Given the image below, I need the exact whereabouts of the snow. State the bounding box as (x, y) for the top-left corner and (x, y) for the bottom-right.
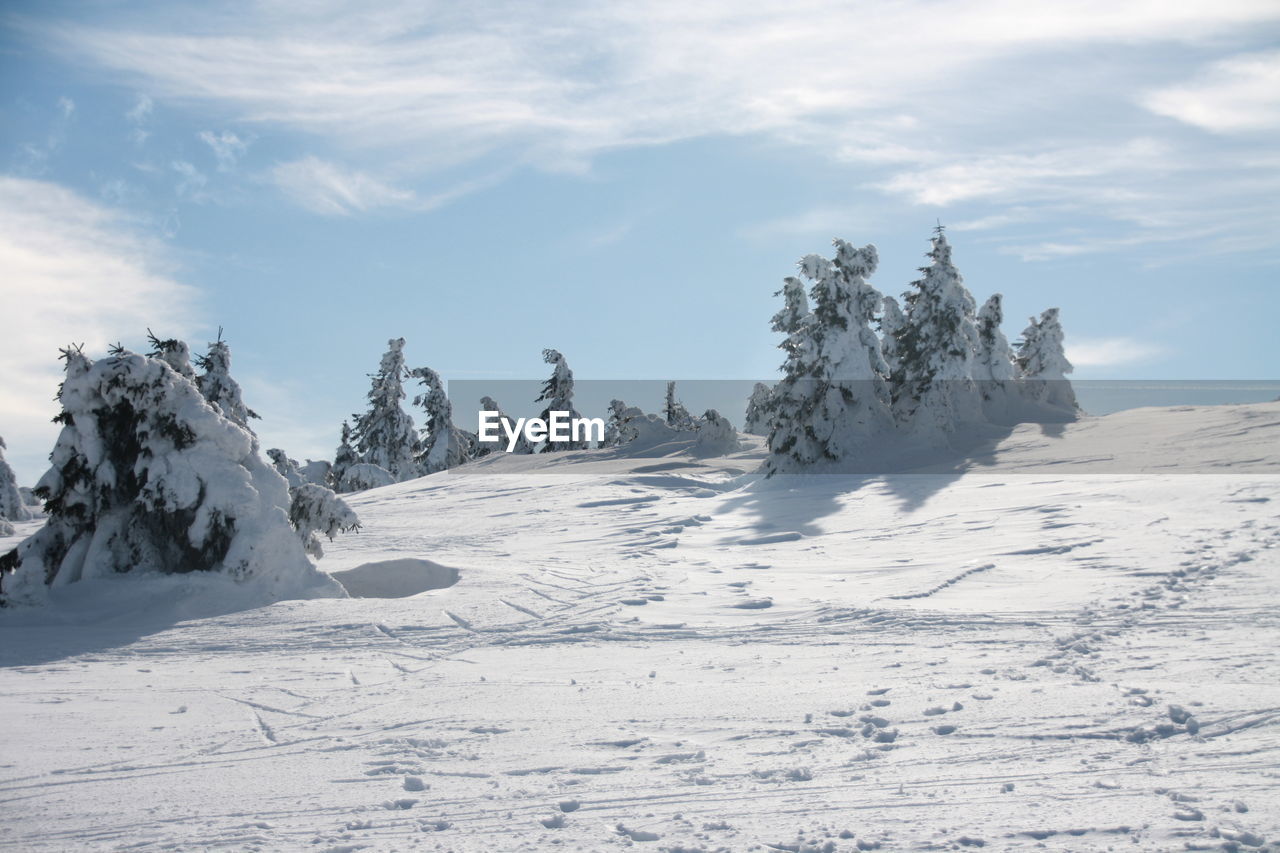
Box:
(1, 401), (1278, 851)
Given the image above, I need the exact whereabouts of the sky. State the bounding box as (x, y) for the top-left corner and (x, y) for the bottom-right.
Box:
(1, 0), (1278, 482)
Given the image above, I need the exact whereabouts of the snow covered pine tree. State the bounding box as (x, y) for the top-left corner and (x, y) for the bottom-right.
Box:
(535, 349), (585, 452)
(349, 338), (420, 482)
(889, 226), (984, 440)
(411, 366), (476, 474)
(664, 382), (694, 430)
(0, 346), (341, 605)
(195, 330), (260, 433)
(765, 240), (893, 474)
(474, 397), (533, 457)
(603, 399), (644, 448)
(1015, 307), (1078, 416)
(743, 383), (773, 436)
(973, 294), (1019, 424)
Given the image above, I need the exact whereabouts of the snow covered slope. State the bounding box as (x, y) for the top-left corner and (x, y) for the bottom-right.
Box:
(1, 404), (1278, 851)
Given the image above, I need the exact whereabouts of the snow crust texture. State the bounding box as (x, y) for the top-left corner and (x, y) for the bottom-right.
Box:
(1, 402), (1277, 850)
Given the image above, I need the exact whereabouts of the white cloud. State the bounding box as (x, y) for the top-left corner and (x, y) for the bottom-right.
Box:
(1068, 337), (1167, 369)
(126, 94), (153, 145)
(0, 176), (201, 481)
(26, 0), (1280, 251)
(198, 129), (249, 171)
(171, 159), (208, 200)
(270, 156), (498, 215)
(270, 157), (416, 215)
(1143, 50), (1280, 133)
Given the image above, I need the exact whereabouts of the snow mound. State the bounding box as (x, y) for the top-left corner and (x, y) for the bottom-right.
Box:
(330, 558), (460, 598)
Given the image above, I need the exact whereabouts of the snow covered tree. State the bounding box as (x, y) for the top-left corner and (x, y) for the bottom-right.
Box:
(411, 366), (475, 474)
(267, 448), (306, 489)
(694, 409), (741, 456)
(603, 399), (643, 448)
(329, 421), (359, 492)
(287, 483), (360, 559)
(765, 240), (893, 474)
(973, 294), (1019, 423)
(0, 435), (35, 525)
(474, 396), (532, 456)
(535, 349), (585, 452)
(299, 459), (331, 486)
(0, 346), (338, 605)
(664, 382), (694, 430)
(349, 338), (419, 481)
(1015, 307), (1077, 413)
(336, 462), (395, 493)
(147, 331), (196, 381)
(879, 295), (906, 380)
(889, 227), (983, 438)
(742, 383), (773, 436)
(195, 331), (259, 433)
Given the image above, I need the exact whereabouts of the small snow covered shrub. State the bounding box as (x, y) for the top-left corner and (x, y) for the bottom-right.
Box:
(694, 409), (741, 456)
(603, 399), (644, 448)
(289, 483), (360, 559)
(0, 346), (340, 605)
(337, 462), (396, 493)
(474, 396), (532, 456)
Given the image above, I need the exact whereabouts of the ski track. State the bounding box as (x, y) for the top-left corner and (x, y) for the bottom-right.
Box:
(2, 411), (1280, 851)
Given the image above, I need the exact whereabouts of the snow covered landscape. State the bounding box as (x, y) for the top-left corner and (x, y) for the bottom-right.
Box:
(4, 2), (1279, 850)
(2, 398), (1278, 851)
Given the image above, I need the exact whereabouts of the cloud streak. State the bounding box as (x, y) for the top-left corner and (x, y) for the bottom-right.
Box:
(21, 0), (1280, 251)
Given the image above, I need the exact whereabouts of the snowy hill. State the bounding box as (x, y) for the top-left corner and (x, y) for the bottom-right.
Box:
(2, 403), (1278, 851)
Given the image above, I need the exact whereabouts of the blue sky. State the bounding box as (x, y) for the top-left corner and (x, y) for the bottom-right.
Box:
(2, 0), (1278, 481)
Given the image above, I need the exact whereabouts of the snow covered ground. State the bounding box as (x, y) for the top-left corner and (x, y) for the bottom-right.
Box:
(2, 403), (1278, 851)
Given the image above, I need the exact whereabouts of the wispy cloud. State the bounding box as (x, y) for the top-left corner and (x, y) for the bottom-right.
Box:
(198, 129), (249, 171)
(0, 176), (201, 480)
(126, 94), (152, 144)
(270, 156), (499, 215)
(270, 156), (416, 215)
(1068, 337), (1168, 369)
(24, 0), (1280, 250)
(1143, 50), (1280, 133)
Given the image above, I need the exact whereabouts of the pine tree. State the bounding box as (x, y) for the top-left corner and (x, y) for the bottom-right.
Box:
(763, 275), (820, 468)
(664, 381), (693, 430)
(0, 435), (34, 526)
(195, 330), (259, 433)
(535, 349), (585, 452)
(879, 295), (906, 380)
(603, 399), (643, 448)
(474, 396), (532, 456)
(890, 227), (983, 438)
(329, 421), (359, 492)
(267, 448), (306, 489)
(694, 409), (741, 456)
(349, 338), (420, 481)
(287, 483), (360, 559)
(0, 346), (337, 604)
(147, 331), (196, 381)
(765, 240), (893, 473)
(1015, 307), (1077, 413)
(411, 366), (475, 474)
(973, 294), (1018, 423)
(742, 383), (773, 436)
